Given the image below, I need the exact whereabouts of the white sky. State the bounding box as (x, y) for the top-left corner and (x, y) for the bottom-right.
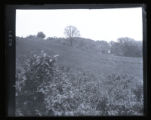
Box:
(16, 8), (143, 42)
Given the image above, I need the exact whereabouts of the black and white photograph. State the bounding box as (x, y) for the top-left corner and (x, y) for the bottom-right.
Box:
(15, 8), (144, 116)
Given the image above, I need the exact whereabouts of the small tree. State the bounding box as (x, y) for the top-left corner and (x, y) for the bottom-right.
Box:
(37, 32), (46, 39)
(64, 26), (80, 46)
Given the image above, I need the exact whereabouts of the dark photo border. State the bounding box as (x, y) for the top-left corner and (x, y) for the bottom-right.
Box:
(1, 1), (150, 120)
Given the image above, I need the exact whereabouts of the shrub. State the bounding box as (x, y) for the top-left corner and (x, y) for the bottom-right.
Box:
(16, 51), (75, 116)
(104, 73), (144, 115)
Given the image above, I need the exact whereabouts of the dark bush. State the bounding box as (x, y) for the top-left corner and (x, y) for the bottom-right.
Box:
(37, 32), (46, 39)
(16, 51), (75, 116)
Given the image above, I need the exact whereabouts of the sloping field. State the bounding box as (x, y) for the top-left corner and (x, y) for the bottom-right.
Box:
(16, 38), (143, 82)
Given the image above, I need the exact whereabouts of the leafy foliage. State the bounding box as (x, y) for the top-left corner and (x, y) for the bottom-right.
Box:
(104, 73), (144, 115)
(110, 37), (142, 57)
(37, 32), (46, 39)
(16, 51), (75, 116)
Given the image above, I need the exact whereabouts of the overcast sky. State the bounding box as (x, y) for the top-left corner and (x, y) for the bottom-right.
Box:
(16, 8), (143, 42)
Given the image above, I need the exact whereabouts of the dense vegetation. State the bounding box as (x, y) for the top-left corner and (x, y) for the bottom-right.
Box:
(110, 37), (142, 57)
(16, 34), (143, 116)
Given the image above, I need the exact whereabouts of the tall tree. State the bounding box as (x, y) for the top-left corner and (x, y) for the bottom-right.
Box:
(64, 26), (80, 46)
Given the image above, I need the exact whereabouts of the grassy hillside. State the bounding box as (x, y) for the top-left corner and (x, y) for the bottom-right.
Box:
(16, 37), (143, 81)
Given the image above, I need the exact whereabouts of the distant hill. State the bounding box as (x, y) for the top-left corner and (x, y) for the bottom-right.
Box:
(16, 36), (143, 81)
